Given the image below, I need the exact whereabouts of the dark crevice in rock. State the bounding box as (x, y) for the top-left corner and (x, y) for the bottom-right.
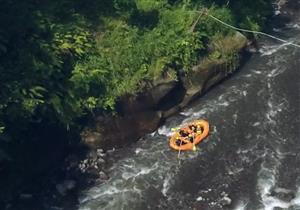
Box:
(155, 81), (186, 111)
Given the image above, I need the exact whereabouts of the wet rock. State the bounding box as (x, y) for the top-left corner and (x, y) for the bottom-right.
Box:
(81, 131), (103, 149)
(149, 79), (178, 106)
(56, 180), (76, 196)
(220, 196), (232, 206)
(271, 188), (295, 202)
(99, 171), (109, 180)
(96, 149), (106, 158)
(76, 148), (107, 177)
(209, 201), (217, 207)
(97, 158), (105, 164)
(87, 168), (101, 178)
(97, 148), (104, 153)
(196, 196), (203, 201)
(117, 72), (177, 114)
(107, 148), (115, 154)
(81, 110), (162, 149)
(97, 151), (106, 158)
(81, 163), (86, 169)
(87, 150), (98, 160)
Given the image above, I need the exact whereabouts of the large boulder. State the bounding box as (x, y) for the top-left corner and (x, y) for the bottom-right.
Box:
(81, 110), (162, 149)
(149, 71), (178, 106)
(117, 71), (178, 115)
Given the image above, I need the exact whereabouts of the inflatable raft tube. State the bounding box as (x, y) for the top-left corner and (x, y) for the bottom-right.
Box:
(169, 119), (209, 151)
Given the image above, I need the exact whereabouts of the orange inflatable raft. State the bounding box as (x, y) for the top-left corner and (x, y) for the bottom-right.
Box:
(169, 119), (209, 151)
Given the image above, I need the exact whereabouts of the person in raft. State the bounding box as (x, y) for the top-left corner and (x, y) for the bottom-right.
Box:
(175, 124), (203, 146)
(187, 124), (203, 143)
(175, 136), (183, 146)
(188, 133), (194, 143)
(179, 130), (189, 137)
(196, 125), (202, 134)
(175, 129), (189, 146)
(176, 128), (196, 146)
(189, 125), (197, 133)
(188, 125), (198, 143)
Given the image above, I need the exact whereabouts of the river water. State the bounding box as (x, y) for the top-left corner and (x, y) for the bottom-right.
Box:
(77, 3), (300, 210)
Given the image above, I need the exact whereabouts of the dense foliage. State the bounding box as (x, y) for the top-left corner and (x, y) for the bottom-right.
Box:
(0, 0), (273, 139)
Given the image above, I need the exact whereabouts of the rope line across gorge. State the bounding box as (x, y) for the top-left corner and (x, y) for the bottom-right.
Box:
(199, 10), (300, 49)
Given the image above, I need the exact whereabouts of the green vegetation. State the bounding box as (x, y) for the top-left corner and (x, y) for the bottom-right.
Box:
(0, 0), (273, 139)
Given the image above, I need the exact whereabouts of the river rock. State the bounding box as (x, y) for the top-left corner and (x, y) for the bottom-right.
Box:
(107, 148), (115, 154)
(220, 196), (232, 206)
(99, 171), (109, 180)
(271, 188), (295, 202)
(96, 148), (104, 155)
(148, 77), (178, 106)
(81, 110), (162, 149)
(97, 158), (105, 165)
(196, 196), (203, 201)
(97, 151), (106, 158)
(97, 148), (103, 153)
(117, 71), (177, 114)
(88, 150), (99, 159)
(81, 163), (86, 169)
(81, 131), (103, 149)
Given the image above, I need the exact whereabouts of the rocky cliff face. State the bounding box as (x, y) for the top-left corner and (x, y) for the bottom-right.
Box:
(81, 32), (249, 150)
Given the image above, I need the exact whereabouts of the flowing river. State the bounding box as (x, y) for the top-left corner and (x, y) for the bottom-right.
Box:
(78, 2), (300, 210)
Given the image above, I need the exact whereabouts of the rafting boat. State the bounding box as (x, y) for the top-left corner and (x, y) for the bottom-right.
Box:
(169, 119), (209, 151)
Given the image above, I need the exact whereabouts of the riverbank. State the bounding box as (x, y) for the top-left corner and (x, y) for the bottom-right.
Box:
(0, 1), (281, 209)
